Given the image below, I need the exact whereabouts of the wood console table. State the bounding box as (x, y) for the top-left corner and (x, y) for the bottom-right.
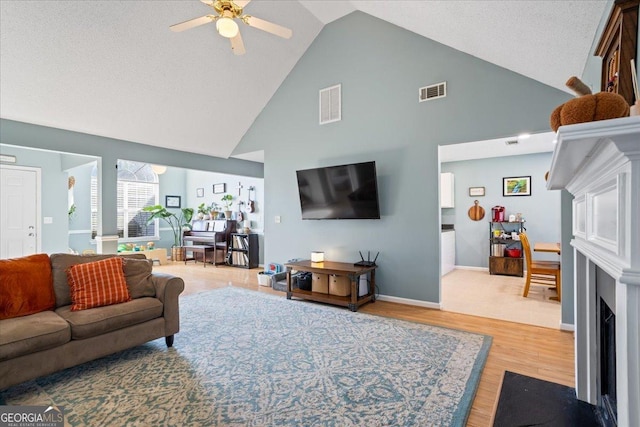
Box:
(285, 260), (377, 312)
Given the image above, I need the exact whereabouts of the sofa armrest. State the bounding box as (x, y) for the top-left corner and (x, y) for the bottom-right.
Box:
(151, 273), (185, 337)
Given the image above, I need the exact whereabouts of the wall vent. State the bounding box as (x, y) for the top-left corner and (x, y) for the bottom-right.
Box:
(419, 81), (446, 102)
(319, 84), (341, 125)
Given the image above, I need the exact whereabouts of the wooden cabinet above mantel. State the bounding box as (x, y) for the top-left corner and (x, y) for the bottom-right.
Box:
(595, 0), (639, 106)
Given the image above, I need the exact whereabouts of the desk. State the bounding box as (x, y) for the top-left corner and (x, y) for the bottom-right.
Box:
(285, 260), (377, 312)
(534, 242), (561, 254)
(119, 248), (167, 265)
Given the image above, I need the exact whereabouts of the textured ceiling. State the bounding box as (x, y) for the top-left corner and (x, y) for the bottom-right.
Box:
(0, 1), (610, 161)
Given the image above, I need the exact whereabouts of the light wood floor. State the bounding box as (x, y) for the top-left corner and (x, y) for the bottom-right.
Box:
(154, 262), (575, 427)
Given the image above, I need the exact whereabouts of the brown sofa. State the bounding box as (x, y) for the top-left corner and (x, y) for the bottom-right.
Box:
(0, 253), (184, 390)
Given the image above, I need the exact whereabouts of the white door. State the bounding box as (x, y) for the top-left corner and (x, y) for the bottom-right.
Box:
(0, 165), (40, 258)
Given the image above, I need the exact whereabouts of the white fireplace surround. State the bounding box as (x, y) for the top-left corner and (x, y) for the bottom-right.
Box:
(548, 116), (640, 427)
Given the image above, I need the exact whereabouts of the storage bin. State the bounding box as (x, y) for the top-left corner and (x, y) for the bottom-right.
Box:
(329, 275), (351, 296)
(257, 272), (271, 286)
(504, 248), (521, 258)
(312, 273), (328, 293)
(258, 271), (288, 288)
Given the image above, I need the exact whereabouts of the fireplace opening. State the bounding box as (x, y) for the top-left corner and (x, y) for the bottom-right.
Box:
(599, 297), (617, 426)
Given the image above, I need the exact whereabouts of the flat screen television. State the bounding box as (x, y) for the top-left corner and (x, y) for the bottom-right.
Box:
(296, 161), (381, 220)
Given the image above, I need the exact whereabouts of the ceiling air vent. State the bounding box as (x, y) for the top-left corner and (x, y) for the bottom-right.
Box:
(419, 81), (446, 102)
(319, 84), (341, 125)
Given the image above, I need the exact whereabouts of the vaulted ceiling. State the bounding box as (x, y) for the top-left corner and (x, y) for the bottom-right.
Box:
(0, 1), (610, 161)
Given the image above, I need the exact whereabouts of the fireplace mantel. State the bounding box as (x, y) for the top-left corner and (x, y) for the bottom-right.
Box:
(547, 116), (640, 426)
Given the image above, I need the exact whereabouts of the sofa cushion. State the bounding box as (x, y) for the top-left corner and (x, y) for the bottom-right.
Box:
(67, 257), (131, 311)
(0, 311), (71, 361)
(55, 297), (163, 340)
(0, 254), (55, 320)
(50, 253), (146, 307)
(123, 258), (155, 299)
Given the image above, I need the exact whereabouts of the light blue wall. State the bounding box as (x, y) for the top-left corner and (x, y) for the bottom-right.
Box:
(185, 170), (265, 264)
(442, 152), (561, 268)
(560, 190), (575, 325)
(60, 161), (264, 256)
(234, 12), (572, 303)
(0, 119), (264, 248)
(0, 145), (69, 253)
(67, 161), (96, 253)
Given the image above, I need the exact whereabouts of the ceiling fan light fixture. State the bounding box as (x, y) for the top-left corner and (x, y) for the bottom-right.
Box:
(216, 17), (239, 38)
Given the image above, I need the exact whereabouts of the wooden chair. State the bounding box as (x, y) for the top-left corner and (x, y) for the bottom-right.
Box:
(520, 232), (561, 301)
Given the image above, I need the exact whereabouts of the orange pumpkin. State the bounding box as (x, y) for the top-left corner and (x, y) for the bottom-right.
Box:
(550, 76), (629, 132)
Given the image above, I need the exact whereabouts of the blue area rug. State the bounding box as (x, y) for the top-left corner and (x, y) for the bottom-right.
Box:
(1, 287), (491, 426)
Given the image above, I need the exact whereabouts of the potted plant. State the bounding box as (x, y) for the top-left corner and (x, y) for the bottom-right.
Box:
(221, 194), (234, 219)
(209, 202), (220, 219)
(142, 205), (194, 261)
(196, 203), (209, 220)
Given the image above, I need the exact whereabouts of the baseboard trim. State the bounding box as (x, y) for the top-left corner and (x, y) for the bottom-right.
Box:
(376, 294), (441, 310)
(560, 322), (575, 332)
(454, 265), (489, 272)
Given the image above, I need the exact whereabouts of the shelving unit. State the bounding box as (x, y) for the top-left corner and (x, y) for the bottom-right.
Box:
(228, 233), (258, 269)
(489, 221), (525, 277)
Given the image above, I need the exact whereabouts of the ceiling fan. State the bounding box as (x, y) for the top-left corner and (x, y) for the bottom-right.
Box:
(170, 0), (293, 55)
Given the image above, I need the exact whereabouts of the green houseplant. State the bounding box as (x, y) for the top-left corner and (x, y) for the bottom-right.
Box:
(142, 205), (193, 261)
(196, 203), (208, 219)
(221, 194), (234, 218)
(209, 202), (220, 219)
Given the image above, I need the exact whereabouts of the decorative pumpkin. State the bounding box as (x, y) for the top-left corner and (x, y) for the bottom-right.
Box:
(550, 76), (629, 132)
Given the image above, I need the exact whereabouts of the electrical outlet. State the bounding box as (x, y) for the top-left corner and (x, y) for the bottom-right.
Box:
(275, 216), (281, 224)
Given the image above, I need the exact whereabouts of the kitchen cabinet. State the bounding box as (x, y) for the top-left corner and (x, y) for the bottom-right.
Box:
(440, 172), (455, 208)
(441, 230), (455, 276)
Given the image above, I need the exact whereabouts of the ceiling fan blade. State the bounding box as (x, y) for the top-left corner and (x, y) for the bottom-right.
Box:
(244, 15), (292, 39)
(169, 15), (214, 32)
(230, 32), (246, 56)
(234, 0), (252, 7)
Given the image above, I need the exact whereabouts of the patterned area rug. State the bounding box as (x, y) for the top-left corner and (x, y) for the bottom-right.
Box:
(1, 287), (491, 426)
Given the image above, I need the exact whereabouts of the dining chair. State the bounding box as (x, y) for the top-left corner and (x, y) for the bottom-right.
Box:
(520, 232), (561, 301)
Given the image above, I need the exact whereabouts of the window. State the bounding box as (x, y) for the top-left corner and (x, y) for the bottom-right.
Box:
(91, 161), (159, 241)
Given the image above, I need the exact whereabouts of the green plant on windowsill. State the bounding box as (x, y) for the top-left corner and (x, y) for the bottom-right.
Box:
(142, 205), (194, 247)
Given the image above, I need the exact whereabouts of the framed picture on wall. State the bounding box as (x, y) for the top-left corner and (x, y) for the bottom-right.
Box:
(165, 195), (181, 208)
(213, 183), (226, 194)
(469, 187), (485, 197)
(196, 188), (204, 198)
(503, 176), (531, 196)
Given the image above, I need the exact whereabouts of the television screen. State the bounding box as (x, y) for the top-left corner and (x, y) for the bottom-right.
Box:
(296, 161), (381, 219)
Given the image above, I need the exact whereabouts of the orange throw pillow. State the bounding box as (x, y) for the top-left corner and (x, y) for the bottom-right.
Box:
(67, 257), (131, 311)
(0, 253), (55, 320)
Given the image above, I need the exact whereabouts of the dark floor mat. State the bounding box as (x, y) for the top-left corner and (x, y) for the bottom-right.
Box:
(493, 371), (601, 426)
